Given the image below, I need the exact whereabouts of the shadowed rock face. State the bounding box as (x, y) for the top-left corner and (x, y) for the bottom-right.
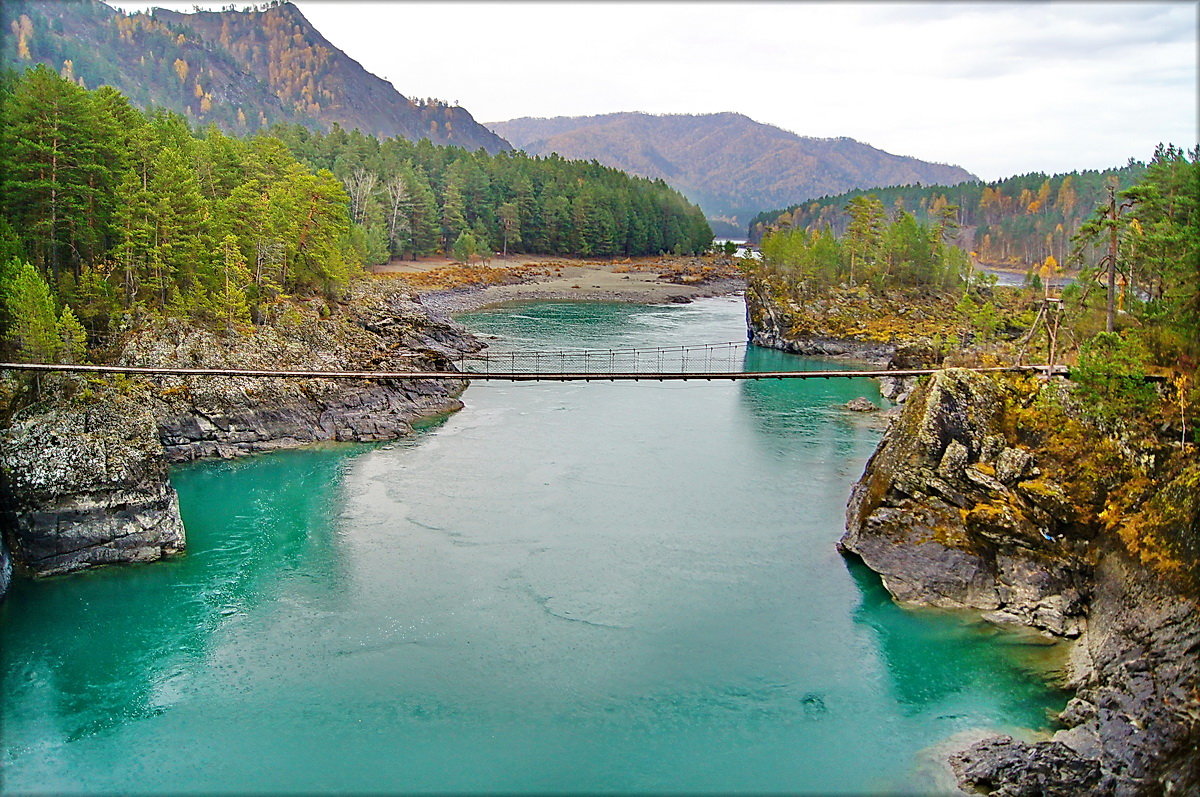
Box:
(840, 369), (1200, 794)
(0, 395), (185, 578)
(123, 290), (479, 463)
(0, 286), (481, 587)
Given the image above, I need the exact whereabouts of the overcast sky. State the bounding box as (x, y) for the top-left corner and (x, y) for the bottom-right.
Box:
(113, 1), (1198, 182)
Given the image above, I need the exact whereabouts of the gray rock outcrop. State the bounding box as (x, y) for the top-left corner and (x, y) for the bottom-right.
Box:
(840, 369), (1090, 635)
(123, 288), (477, 462)
(0, 393), (185, 577)
(0, 283), (481, 589)
(845, 397), (878, 412)
(839, 369), (1200, 793)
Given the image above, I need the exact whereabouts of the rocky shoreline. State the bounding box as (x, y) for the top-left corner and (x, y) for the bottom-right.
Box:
(0, 283), (480, 588)
(743, 274), (1198, 792)
(838, 369), (1199, 794)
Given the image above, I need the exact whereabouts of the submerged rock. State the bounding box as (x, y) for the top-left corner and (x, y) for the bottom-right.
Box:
(845, 397), (878, 412)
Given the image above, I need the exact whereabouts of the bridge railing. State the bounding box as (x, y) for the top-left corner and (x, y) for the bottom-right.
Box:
(457, 341), (750, 375)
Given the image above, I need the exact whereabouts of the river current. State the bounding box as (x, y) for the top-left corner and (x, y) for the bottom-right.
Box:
(0, 296), (1067, 793)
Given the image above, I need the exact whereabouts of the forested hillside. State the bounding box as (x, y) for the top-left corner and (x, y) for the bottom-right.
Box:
(0, 64), (362, 355)
(1, 0), (509, 152)
(0, 67), (711, 365)
(749, 164), (1146, 270)
(749, 143), (1198, 370)
(488, 112), (977, 236)
(270, 125), (712, 263)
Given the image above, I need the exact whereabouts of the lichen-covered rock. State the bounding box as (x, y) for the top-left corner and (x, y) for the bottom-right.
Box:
(121, 286), (481, 462)
(841, 368), (1200, 793)
(0, 394), (185, 577)
(840, 369), (1090, 636)
(888, 340), (942, 370)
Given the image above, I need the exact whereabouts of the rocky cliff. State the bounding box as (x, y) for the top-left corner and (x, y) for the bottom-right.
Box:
(0, 283), (480, 592)
(745, 276), (945, 401)
(0, 390), (185, 579)
(840, 369), (1200, 793)
(122, 284), (477, 462)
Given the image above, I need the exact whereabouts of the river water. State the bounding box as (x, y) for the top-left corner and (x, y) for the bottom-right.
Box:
(0, 296), (1067, 793)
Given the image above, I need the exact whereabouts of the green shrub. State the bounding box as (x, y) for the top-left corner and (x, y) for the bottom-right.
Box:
(1071, 331), (1156, 427)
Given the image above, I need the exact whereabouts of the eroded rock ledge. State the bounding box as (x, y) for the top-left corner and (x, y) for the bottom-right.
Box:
(0, 284), (481, 586)
(745, 278), (943, 403)
(839, 369), (1199, 794)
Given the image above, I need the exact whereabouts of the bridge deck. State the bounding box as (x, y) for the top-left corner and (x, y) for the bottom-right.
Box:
(0, 362), (1067, 381)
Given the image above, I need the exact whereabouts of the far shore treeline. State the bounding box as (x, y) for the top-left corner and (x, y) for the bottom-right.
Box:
(747, 141), (1198, 393)
(748, 164), (1147, 269)
(265, 122), (712, 264)
(0, 65), (712, 362)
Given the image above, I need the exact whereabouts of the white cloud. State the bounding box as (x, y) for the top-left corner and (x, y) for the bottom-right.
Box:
(105, 1), (1200, 180)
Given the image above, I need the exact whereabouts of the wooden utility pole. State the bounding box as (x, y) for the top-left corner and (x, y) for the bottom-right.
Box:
(1045, 297), (1063, 380)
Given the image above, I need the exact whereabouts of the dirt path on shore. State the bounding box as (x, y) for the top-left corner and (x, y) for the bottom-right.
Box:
(372, 253), (746, 315)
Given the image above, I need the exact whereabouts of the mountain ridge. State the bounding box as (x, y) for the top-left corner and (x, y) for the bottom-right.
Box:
(2, 0), (509, 153)
(488, 112), (977, 236)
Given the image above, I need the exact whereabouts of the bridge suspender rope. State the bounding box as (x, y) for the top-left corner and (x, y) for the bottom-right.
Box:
(0, 361), (1070, 382)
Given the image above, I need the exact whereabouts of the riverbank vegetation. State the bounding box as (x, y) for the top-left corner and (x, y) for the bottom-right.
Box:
(0, 65), (711, 365)
(749, 162), (1145, 271)
(747, 144), (1198, 438)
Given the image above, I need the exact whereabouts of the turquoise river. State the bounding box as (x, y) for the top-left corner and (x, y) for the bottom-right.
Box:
(0, 297), (1068, 793)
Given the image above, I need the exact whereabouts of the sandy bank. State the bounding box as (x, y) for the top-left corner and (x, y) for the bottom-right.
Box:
(372, 254), (745, 316)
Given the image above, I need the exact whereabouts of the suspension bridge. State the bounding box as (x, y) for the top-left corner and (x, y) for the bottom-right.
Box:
(0, 340), (1070, 381)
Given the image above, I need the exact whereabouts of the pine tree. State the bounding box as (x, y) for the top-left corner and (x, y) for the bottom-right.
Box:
(440, 164), (469, 249)
(0, 65), (120, 279)
(5, 260), (61, 362)
(56, 304), (87, 363)
(214, 234), (250, 329)
(451, 230), (479, 264)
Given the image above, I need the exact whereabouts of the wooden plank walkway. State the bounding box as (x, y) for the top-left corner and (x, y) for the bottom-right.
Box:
(0, 362), (1069, 382)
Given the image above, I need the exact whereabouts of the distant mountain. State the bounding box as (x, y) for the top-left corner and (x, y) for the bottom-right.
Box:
(488, 112), (977, 236)
(2, 0), (510, 153)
